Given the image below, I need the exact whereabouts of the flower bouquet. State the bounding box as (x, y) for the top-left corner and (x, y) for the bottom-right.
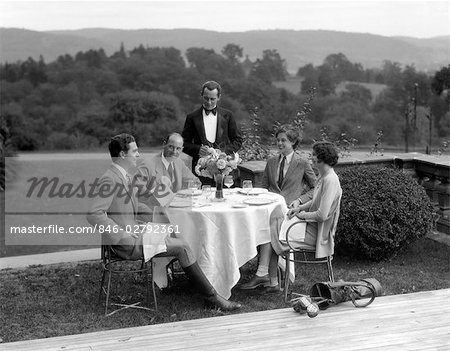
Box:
(195, 147), (241, 199)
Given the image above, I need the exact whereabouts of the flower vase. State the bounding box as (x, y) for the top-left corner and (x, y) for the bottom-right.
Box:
(214, 173), (224, 200)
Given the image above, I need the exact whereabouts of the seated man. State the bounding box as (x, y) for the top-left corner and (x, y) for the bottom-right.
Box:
(87, 133), (241, 311)
(240, 125), (316, 293)
(261, 125), (316, 206)
(136, 132), (198, 218)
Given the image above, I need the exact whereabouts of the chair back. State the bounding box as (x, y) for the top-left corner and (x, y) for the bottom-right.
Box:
(282, 193), (342, 302)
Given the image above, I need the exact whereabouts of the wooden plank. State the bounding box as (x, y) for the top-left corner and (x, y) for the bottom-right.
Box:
(3, 307), (447, 351)
(1, 289), (449, 351)
(8, 289), (448, 349)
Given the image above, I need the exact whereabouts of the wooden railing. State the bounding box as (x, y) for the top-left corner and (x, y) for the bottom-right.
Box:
(238, 154), (450, 235)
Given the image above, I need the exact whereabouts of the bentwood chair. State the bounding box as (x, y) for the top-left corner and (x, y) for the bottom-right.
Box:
(98, 245), (158, 316)
(281, 221), (336, 303)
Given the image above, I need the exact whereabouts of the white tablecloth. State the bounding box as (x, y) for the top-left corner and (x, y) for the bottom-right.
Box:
(153, 190), (288, 299)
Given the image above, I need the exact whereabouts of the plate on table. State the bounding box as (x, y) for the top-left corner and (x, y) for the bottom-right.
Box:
(224, 188), (239, 193)
(243, 198), (274, 206)
(238, 188), (268, 195)
(177, 189), (202, 196)
(169, 200), (192, 208)
(232, 203), (249, 208)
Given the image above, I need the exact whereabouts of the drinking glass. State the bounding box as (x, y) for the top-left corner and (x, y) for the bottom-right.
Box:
(224, 175), (233, 192)
(187, 180), (197, 195)
(242, 180), (253, 198)
(202, 185), (211, 200)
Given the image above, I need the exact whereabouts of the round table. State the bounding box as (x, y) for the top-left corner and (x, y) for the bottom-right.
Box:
(154, 189), (288, 299)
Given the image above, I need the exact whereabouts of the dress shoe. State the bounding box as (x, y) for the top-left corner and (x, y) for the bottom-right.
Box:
(240, 274), (270, 290)
(205, 294), (242, 311)
(264, 284), (281, 294)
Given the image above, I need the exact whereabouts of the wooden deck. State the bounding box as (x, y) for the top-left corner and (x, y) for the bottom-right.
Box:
(2, 289), (449, 351)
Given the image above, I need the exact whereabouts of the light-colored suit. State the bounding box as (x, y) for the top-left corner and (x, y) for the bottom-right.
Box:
(136, 154), (197, 216)
(86, 165), (152, 260)
(262, 152), (316, 205)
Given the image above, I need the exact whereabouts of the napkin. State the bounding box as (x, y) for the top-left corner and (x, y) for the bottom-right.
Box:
(142, 224), (168, 262)
(142, 225), (172, 288)
(152, 257), (174, 289)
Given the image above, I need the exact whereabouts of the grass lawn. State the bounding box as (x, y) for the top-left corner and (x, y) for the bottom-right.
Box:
(0, 236), (448, 343)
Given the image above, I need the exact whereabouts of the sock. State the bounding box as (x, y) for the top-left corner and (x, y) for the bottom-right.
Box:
(269, 277), (279, 287)
(255, 265), (268, 277)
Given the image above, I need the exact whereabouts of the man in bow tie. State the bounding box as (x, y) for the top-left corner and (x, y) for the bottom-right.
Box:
(182, 80), (243, 185)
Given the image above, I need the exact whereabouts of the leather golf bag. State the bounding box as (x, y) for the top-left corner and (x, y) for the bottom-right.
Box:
(309, 278), (383, 310)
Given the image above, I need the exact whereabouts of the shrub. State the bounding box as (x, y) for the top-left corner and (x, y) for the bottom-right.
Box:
(335, 166), (434, 261)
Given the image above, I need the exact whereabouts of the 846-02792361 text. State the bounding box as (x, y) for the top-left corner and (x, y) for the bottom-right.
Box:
(97, 224), (181, 235)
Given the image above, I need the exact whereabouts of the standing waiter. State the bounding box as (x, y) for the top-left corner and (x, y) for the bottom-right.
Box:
(182, 81), (243, 185)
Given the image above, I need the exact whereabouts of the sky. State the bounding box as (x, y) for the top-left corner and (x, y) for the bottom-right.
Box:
(0, 0), (449, 38)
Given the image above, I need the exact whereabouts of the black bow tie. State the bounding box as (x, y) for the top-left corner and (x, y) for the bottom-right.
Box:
(204, 107), (217, 116)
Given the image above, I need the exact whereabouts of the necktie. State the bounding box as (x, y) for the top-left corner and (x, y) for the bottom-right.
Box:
(168, 163), (177, 192)
(126, 174), (133, 194)
(277, 156), (286, 189)
(204, 107), (217, 116)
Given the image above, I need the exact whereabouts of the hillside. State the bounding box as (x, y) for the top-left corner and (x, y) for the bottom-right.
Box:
(1, 28), (449, 72)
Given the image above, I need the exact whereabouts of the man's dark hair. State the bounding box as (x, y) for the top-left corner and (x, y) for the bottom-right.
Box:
(108, 133), (135, 158)
(312, 141), (339, 167)
(201, 81), (222, 97)
(275, 124), (300, 149)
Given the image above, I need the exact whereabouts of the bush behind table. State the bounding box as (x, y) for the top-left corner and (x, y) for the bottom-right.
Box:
(335, 166), (434, 261)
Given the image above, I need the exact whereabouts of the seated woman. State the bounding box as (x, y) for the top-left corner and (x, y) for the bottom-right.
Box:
(241, 141), (342, 293)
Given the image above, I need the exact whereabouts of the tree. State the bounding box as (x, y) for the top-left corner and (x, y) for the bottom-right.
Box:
(75, 49), (107, 68)
(317, 65), (336, 95)
(323, 53), (349, 82)
(249, 49), (288, 83)
(221, 44), (245, 79)
(1, 103), (41, 150)
(222, 43), (243, 64)
(381, 60), (403, 88)
(54, 54), (75, 70)
(186, 47), (227, 76)
(297, 63), (319, 94)
(20, 56), (47, 86)
(430, 65), (450, 139)
(0, 80), (34, 104)
(111, 42), (127, 60)
(0, 62), (21, 82)
(373, 109), (404, 145)
(67, 101), (112, 146)
(431, 65), (450, 96)
(322, 53), (365, 82)
(322, 99), (374, 142)
(340, 83), (373, 106)
(108, 90), (183, 146)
